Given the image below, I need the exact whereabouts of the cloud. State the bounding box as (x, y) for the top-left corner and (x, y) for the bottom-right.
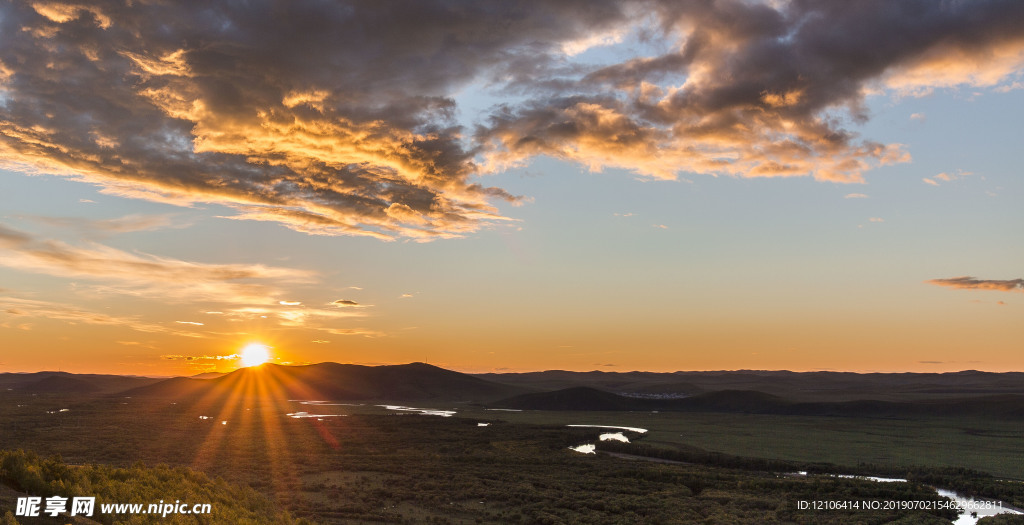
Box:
(28, 213), (183, 236)
(844, 193), (868, 199)
(162, 353), (238, 361)
(909, 113), (926, 122)
(0, 222), (313, 304)
(925, 169), (975, 186)
(210, 304), (368, 336)
(331, 299), (361, 307)
(478, 1), (1024, 184)
(926, 276), (1024, 293)
(225, 305), (361, 323)
(0, 1), (1020, 241)
(0, 1), (571, 240)
(175, 321), (204, 326)
(0, 224), (32, 246)
(868, 217), (884, 223)
(0, 296), (202, 337)
(320, 327), (383, 337)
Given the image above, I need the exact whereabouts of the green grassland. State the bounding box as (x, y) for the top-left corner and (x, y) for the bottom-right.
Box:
(455, 407), (1024, 480)
(1, 392), (1019, 523)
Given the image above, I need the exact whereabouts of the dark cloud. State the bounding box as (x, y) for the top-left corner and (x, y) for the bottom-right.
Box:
(332, 299), (361, 307)
(927, 276), (1024, 293)
(480, 0), (1024, 183)
(2, 1), (1023, 240)
(2, 1), (610, 239)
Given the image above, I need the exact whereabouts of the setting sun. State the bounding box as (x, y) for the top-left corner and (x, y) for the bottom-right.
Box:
(239, 343), (271, 367)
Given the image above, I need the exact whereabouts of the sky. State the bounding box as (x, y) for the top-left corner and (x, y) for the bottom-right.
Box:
(0, 0), (1022, 375)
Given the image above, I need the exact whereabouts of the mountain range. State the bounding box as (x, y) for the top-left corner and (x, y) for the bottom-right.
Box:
(118, 362), (527, 402)
(4, 363), (1024, 417)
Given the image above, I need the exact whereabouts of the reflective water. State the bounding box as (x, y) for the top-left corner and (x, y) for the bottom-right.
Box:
(824, 474), (1022, 524)
(378, 405), (456, 417)
(935, 488), (1023, 525)
(290, 400), (364, 406)
(566, 424), (648, 433)
(286, 411), (347, 419)
(835, 474), (907, 483)
(599, 432), (629, 443)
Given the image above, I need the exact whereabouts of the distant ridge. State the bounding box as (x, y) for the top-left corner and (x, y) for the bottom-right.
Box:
(494, 386), (640, 411)
(121, 362), (528, 402)
(492, 388), (788, 412)
(491, 386), (1024, 417)
(0, 371), (162, 395)
(19, 375), (100, 394)
(7, 365), (1024, 417)
(190, 371), (227, 379)
(477, 369), (1024, 401)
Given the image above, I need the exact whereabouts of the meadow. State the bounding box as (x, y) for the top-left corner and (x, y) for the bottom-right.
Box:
(455, 407), (1024, 480)
(3, 391), (1021, 523)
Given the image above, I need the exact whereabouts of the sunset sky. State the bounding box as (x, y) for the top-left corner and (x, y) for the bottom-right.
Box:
(1, 0), (1022, 375)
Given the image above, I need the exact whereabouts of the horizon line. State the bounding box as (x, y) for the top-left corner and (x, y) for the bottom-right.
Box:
(2, 361), (1021, 378)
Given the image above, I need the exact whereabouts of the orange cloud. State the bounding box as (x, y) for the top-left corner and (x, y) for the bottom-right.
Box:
(884, 39), (1024, 96)
(927, 277), (1024, 293)
(0, 296), (203, 337)
(27, 213), (183, 237)
(480, 1), (1022, 184)
(2, 0), (1023, 240)
(0, 223), (313, 305)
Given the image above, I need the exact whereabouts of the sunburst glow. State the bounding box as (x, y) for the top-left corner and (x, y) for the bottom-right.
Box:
(239, 343), (271, 367)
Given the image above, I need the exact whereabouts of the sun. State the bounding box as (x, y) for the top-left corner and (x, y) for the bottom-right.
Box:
(239, 343), (271, 367)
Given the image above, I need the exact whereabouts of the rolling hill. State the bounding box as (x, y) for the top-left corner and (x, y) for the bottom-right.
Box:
(477, 369), (1024, 401)
(0, 371), (163, 395)
(7, 364), (1024, 417)
(491, 386), (1024, 417)
(122, 362), (528, 402)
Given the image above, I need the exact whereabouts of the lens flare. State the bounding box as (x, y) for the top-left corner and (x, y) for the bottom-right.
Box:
(239, 343), (270, 367)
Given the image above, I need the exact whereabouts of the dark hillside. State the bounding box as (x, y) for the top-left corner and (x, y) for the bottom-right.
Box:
(124, 362), (526, 402)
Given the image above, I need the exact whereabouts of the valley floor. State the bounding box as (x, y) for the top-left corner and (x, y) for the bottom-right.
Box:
(2, 393), (1020, 524)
